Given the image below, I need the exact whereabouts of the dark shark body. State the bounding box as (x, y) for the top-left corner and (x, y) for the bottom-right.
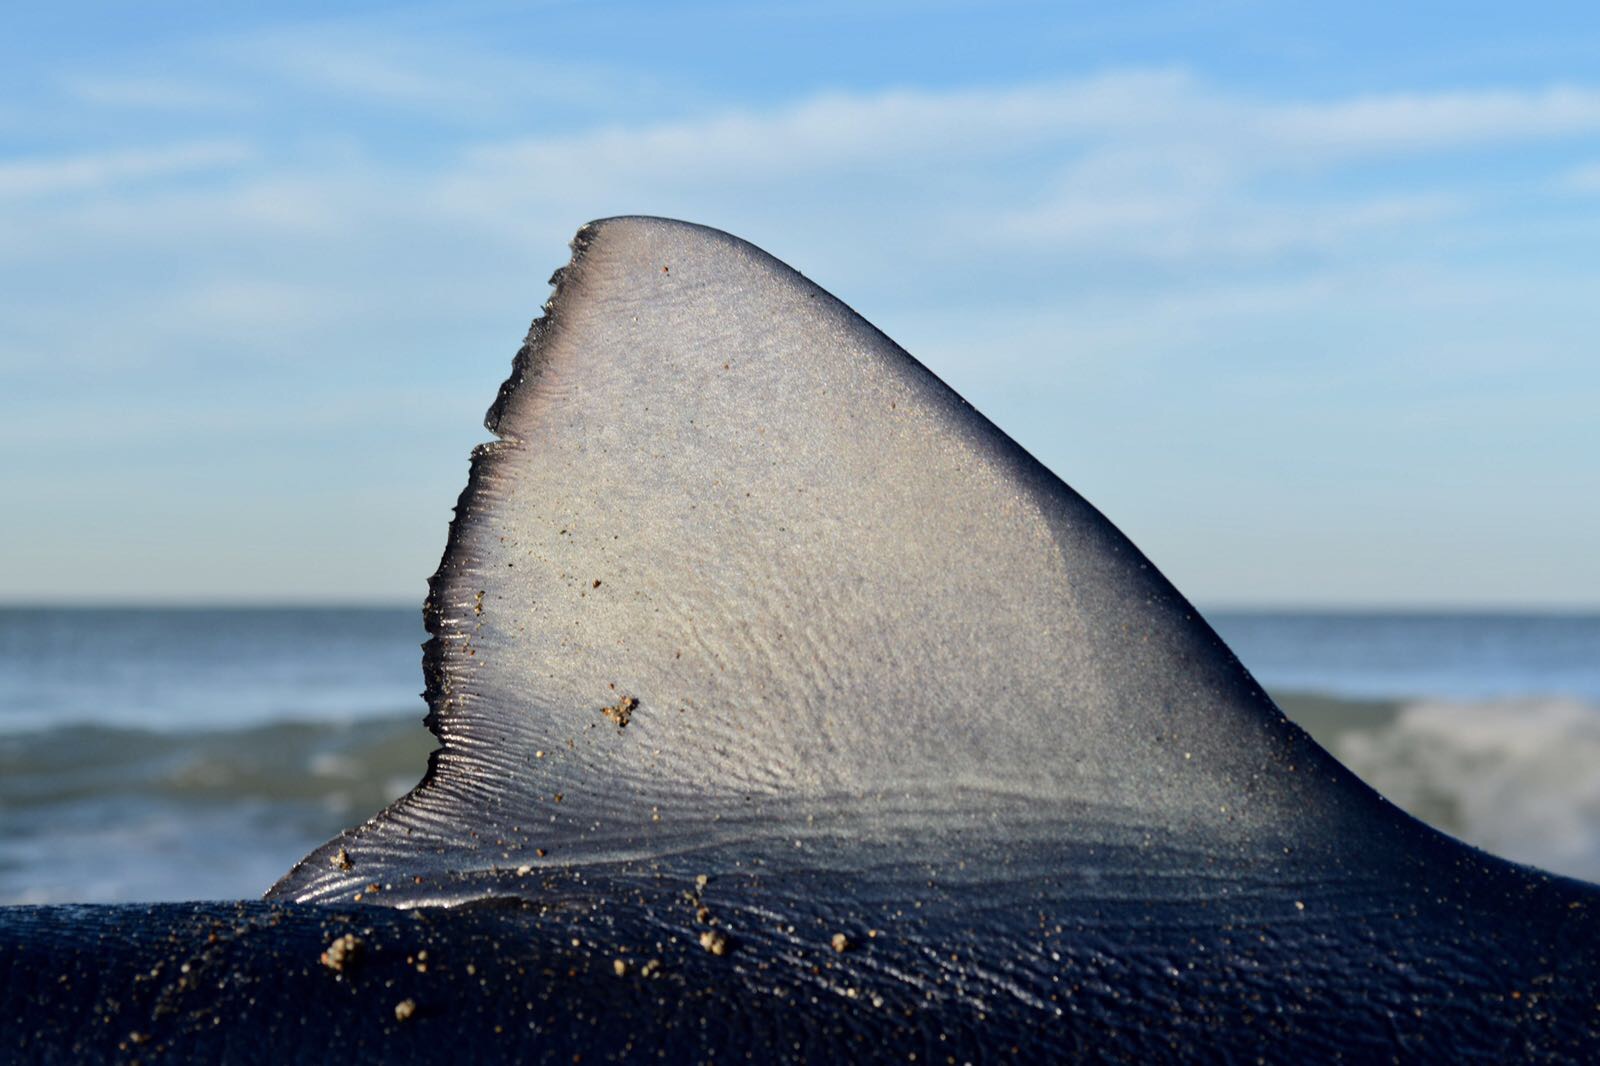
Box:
(7, 859), (1599, 1063)
(4, 218), (1597, 1062)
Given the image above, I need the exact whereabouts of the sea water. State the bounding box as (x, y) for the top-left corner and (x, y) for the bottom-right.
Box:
(0, 607), (1596, 902)
(0, 609), (433, 903)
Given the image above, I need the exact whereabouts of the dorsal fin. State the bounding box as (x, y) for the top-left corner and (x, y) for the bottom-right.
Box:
(270, 217), (1401, 905)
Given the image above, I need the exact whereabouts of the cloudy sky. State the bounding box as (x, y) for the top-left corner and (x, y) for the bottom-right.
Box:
(2, 2), (1597, 606)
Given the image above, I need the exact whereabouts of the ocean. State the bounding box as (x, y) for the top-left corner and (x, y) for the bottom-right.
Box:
(1, 607), (1596, 903)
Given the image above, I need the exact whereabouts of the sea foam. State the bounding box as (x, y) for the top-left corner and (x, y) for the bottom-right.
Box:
(1297, 695), (1600, 882)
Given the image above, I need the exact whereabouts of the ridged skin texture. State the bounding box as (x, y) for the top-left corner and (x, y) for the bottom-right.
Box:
(274, 217), (1383, 907)
(3, 219), (1597, 1062)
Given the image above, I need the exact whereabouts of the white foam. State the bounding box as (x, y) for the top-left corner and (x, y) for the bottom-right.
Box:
(1335, 697), (1600, 882)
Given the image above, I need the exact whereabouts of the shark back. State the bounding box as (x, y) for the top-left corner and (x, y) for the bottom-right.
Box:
(231, 217), (1600, 1061)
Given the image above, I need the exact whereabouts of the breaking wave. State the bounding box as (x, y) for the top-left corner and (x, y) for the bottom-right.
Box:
(1279, 692), (1600, 883)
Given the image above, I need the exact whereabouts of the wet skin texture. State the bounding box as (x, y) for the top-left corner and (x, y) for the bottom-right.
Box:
(5, 855), (1599, 1062)
(3, 219), (1599, 1062)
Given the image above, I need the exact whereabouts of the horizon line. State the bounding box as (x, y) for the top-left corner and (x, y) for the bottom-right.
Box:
(1, 600), (1596, 616)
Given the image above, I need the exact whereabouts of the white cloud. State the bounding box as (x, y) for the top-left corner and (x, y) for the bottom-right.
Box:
(261, 39), (461, 107)
(998, 177), (1464, 261)
(447, 70), (1202, 188)
(224, 27), (672, 122)
(6, 69), (1598, 385)
(1266, 86), (1600, 156)
(0, 141), (254, 199)
(445, 73), (1600, 194)
(63, 75), (249, 112)
(422, 72), (1600, 280)
(12, 70), (1597, 269)
(1559, 160), (1600, 192)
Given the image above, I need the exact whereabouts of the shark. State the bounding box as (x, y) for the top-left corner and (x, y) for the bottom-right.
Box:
(4, 217), (1596, 1063)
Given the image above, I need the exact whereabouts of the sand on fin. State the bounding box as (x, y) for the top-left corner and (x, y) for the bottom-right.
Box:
(269, 217), (1400, 905)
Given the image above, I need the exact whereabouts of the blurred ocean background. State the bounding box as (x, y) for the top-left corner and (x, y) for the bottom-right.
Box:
(1, 606), (1597, 903)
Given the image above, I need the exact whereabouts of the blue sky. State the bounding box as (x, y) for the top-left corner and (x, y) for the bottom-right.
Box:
(2, 2), (1597, 606)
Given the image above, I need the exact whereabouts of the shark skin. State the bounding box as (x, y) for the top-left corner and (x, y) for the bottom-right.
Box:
(3, 218), (1598, 1064)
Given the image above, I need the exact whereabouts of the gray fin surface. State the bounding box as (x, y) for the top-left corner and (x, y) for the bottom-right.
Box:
(270, 217), (1409, 906)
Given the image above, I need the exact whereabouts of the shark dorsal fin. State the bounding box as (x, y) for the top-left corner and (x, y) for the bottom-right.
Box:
(270, 217), (1393, 905)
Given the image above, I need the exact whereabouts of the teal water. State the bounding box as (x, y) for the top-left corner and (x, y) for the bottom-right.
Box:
(0, 607), (1596, 901)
